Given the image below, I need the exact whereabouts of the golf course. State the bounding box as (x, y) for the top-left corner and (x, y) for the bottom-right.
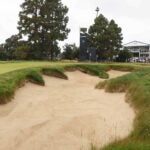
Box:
(1, 0), (150, 149)
(0, 62), (149, 150)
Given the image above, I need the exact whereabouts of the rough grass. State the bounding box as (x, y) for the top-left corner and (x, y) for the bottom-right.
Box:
(95, 68), (150, 150)
(64, 64), (109, 79)
(0, 69), (44, 104)
(99, 142), (150, 150)
(42, 67), (68, 80)
(26, 70), (45, 86)
(0, 71), (24, 104)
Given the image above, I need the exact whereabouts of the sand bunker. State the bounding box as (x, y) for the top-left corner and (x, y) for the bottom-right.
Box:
(0, 70), (135, 150)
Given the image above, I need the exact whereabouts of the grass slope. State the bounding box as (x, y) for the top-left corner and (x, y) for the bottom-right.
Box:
(0, 66), (70, 104)
(96, 68), (150, 150)
(0, 69), (44, 104)
(42, 67), (68, 80)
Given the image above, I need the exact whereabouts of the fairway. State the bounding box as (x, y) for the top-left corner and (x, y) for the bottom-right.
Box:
(0, 62), (54, 74)
(0, 61), (148, 74)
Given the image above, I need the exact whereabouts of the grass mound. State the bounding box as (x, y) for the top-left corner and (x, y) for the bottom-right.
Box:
(42, 68), (68, 80)
(0, 71), (25, 104)
(95, 68), (150, 150)
(26, 70), (45, 86)
(64, 64), (109, 79)
(0, 69), (45, 104)
(109, 64), (140, 72)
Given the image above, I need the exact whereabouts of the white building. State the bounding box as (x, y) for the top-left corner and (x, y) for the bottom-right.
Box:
(124, 41), (150, 62)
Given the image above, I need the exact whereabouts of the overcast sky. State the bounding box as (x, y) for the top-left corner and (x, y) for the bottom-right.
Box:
(0, 0), (150, 47)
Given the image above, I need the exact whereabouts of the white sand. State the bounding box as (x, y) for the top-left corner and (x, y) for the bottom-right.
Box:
(0, 70), (135, 150)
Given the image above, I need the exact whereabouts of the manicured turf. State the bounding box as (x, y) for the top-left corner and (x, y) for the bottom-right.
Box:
(0, 61), (53, 74)
(0, 61), (149, 150)
(0, 61), (149, 74)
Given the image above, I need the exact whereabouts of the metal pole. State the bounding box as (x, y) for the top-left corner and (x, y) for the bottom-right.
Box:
(95, 7), (100, 62)
(96, 7), (100, 18)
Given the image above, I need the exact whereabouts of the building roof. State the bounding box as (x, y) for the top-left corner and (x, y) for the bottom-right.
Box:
(124, 41), (150, 47)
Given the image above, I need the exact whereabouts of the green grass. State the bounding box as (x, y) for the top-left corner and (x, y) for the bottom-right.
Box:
(0, 61), (150, 149)
(42, 67), (68, 80)
(0, 68), (46, 104)
(96, 68), (150, 150)
(26, 70), (45, 86)
(0, 61), (148, 74)
(99, 142), (150, 150)
(0, 61), (53, 74)
(64, 64), (110, 79)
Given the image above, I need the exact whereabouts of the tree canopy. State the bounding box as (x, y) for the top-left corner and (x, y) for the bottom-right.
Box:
(18, 0), (70, 60)
(117, 48), (132, 62)
(88, 14), (123, 61)
(62, 44), (79, 60)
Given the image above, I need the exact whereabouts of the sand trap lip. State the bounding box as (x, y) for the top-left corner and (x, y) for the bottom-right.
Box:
(0, 70), (135, 150)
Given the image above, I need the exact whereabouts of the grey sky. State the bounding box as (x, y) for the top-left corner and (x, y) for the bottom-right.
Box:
(0, 0), (150, 47)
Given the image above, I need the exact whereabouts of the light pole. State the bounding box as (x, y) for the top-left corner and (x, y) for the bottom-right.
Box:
(95, 7), (100, 18)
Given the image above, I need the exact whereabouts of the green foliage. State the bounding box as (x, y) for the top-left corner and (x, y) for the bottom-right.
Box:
(26, 70), (45, 85)
(0, 45), (7, 60)
(14, 44), (29, 60)
(0, 35), (30, 61)
(62, 43), (79, 60)
(117, 48), (133, 62)
(4, 34), (21, 60)
(42, 67), (68, 80)
(18, 0), (70, 60)
(88, 14), (123, 61)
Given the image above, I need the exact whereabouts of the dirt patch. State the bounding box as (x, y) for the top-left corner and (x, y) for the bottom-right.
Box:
(0, 70), (135, 150)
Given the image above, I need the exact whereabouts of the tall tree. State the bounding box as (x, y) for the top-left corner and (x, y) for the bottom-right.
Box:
(4, 34), (21, 60)
(14, 43), (30, 60)
(107, 20), (123, 59)
(88, 14), (123, 61)
(117, 48), (132, 62)
(18, 0), (70, 60)
(62, 44), (79, 60)
(0, 44), (7, 60)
